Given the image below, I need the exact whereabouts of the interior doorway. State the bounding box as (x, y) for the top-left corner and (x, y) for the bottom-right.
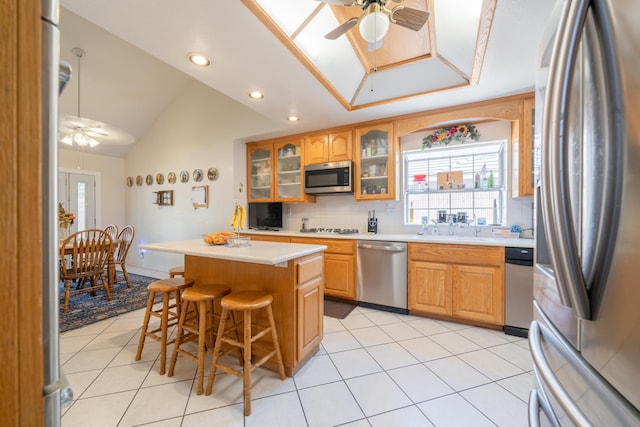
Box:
(58, 171), (97, 233)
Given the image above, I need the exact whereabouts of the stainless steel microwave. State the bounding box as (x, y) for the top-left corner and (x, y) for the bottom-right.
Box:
(304, 160), (353, 194)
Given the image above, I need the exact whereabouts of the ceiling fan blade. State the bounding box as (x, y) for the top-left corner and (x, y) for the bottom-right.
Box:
(315, 0), (355, 5)
(391, 7), (429, 31)
(325, 17), (359, 40)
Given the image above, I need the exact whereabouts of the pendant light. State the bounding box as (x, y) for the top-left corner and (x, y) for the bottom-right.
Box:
(60, 47), (99, 148)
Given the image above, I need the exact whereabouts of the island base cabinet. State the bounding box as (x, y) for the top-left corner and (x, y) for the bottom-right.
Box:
(297, 277), (323, 361)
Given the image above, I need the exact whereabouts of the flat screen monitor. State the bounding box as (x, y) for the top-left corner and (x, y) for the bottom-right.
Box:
(248, 202), (283, 230)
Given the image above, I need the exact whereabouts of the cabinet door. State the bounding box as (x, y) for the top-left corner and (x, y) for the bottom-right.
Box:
(304, 134), (328, 165)
(247, 142), (274, 202)
(324, 253), (356, 300)
(355, 122), (395, 200)
(512, 96), (535, 197)
(275, 139), (307, 202)
(297, 276), (323, 361)
(408, 261), (452, 315)
(452, 264), (504, 325)
(329, 131), (352, 162)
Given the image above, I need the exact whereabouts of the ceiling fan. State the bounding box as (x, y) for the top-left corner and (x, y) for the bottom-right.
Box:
(59, 115), (135, 147)
(318, 0), (430, 43)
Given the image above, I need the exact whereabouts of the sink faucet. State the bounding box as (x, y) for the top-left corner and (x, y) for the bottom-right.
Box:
(448, 216), (459, 235)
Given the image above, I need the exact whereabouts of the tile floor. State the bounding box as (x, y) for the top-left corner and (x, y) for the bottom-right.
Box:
(60, 266), (533, 427)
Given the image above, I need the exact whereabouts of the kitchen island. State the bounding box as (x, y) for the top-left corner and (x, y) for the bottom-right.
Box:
(138, 239), (327, 376)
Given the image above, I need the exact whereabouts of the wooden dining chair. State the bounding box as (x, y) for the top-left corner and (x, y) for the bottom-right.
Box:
(59, 229), (113, 313)
(104, 224), (118, 241)
(110, 225), (135, 289)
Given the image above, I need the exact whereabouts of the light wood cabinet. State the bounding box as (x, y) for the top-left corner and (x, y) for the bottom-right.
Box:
(354, 122), (396, 200)
(304, 130), (352, 165)
(408, 243), (505, 326)
(296, 255), (324, 361)
(512, 95), (535, 197)
(291, 237), (356, 301)
(246, 139), (315, 203)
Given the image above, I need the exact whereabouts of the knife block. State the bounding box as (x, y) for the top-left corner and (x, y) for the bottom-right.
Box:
(367, 218), (378, 234)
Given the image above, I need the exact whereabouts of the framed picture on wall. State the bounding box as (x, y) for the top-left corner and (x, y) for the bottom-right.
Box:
(146, 174), (153, 186)
(180, 170), (189, 183)
(167, 172), (176, 184)
(136, 176), (143, 186)
(126, 176), (133, 187)
(193, 168), (203, 182)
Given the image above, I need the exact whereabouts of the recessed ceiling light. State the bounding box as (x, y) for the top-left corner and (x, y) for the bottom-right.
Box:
(187, 53), (210, 67)
(288, 115), (300, 122)
(249, 91), (264, 100)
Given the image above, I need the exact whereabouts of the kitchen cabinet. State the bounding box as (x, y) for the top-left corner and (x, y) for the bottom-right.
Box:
(296, 255), (324, 361)
(408, 243), (505, 326)
(354, 122), (396, 200)
(291, 237), (356, 301)
(247, 139), (315, 203)
(512, 96), (535, 197)
(304, 130), (353, 165)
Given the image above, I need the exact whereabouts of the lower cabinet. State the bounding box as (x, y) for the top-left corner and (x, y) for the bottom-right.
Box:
(408, 243), (505, 326)
(291, 237), (356, 301)
(296, 270), (323, 362)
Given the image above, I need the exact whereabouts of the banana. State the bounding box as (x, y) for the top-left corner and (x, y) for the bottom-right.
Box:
(230, 205), (238, 231)
(239, 205), (246, 230)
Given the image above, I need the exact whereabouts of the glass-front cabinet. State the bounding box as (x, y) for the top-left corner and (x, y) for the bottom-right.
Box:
(355, 122), (395, 200)
(247, 142), (274, 202)
(275, 139), (305, 201)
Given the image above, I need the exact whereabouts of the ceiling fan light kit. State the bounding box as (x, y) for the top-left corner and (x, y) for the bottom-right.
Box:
(359, 4), (390, 43)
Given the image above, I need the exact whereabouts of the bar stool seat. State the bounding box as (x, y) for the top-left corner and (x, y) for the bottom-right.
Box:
(168, 283), (231, 394)
(135, 277), (194, 374)
(205, 290), (285, 416)
(168, 266), (185, 278)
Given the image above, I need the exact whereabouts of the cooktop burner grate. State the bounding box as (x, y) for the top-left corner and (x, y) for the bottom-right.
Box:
(299, 228), (359, 234)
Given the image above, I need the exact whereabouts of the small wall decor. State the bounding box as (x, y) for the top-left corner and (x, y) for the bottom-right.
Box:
(193, 168), (203, 182)
(192, 185), (208, 209)
(145, 174), (153, 185)
(126, 176), (133, 187)
(180, 170), (189, 183)
(152, 190), (173, 205)
(156, 173), (164, 185)
(207, 167), (218, 181)
(422, 124), (480, 149)
(136, 176), (143, 186)
(167, 172), (176, 184)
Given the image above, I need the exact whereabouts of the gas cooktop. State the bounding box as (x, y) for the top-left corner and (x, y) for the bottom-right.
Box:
(299, 228), (360, 235)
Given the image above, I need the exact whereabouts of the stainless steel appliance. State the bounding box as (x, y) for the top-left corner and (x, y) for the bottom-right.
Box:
(356, 241), (408, 314)
(530, 0), (640, 424)
(303, 160), (353, 194)
(504, 247), (534, 338)
(42, 1), (73, 425)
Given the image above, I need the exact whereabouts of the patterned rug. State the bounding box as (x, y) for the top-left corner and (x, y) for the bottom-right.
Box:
(59, 272), (161, 333)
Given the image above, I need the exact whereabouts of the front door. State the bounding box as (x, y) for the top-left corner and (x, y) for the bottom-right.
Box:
(58, 171), (96, 233)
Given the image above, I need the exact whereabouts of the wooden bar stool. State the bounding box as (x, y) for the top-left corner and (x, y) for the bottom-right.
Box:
(168, 283), (231, 394)
(135, 277), (195, 375)
(205, 290), (285, 416)
(168, 265), (185, 278)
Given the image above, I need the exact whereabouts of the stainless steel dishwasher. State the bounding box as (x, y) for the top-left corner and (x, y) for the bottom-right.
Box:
(504, 246), (534, 338)
(356, 240), (408, 314)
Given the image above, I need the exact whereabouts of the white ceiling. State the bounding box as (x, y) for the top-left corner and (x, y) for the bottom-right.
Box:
(58, 0), (554, 158)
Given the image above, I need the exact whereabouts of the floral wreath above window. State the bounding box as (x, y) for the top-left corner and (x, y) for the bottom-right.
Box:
(422, 124), (480, 149)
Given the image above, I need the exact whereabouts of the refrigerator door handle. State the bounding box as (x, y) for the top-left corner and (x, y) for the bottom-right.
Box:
(545, 0), (592, 320)
(528, 389), (541, 427)
(529, 321), (592, 426)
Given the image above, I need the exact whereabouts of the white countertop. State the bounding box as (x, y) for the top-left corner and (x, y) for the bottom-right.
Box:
(244, 230), (535, 248)
(138, 239), (328, 266)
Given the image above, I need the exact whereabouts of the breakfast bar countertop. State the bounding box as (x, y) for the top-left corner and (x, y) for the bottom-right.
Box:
(138, 238), (327, 266)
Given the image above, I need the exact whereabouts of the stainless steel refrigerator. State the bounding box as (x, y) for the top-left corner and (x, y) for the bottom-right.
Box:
(42, 1), (72, 425)
(530, 0), (640, 425)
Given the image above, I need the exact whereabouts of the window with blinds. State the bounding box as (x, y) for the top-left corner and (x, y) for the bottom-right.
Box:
(404, 140), (506, 226)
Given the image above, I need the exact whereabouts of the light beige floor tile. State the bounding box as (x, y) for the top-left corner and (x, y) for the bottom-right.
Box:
(398, 337), (451, 362)
(61, 390), (136, 427)
(139, 418), (183, 427)
(339, 420), (370, 427)
(387, 364), (455, 403)
(142, 355), (197, 387)
(60, 318), (114, 338)
(119, 380), (192, 426)
(350, 326), (394, 347)
(84, 329), (137, 351)
(83, 361), (153, 397)
(323, 316), (347, 333)
(379, 321), (422, 341)
(245, 391), (307, 427)
(182, 405), (244, 427)
(497, 372), (535, 403)
(293, 354), (342, 389)
(488, 342), (534, 372)
(185, 372), (244, 414)
(429, 331), (482, 354)
(418, 394), (495, 427)
(250, 367), (297, 399)
(346, 372), (412, 417)
(65, 369), (102, 400)
(424, 356), (491, 391)
(362, 310), (405, 326)
(109, 342), (160, 367)
(461, 382), (529, 427)
(456, 326), (512, 347)
(405, 318), (451, 336)
(458, 348), (524, 380)
(62, 347), (121, 374)
(329, 348), (383, 379)
(103, 315), (147, 333)
(59, 334), (95, 354)
(321, 330), (362, 353)
(340, 313), (375, 330)
(368, 405), (434, 427)
(298, 381), (365, 427)
(366, 342), (419, 370)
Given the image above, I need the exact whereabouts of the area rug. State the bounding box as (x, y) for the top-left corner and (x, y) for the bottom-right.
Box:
(324, 298), (357, 320)
(59, 272), (161, 333)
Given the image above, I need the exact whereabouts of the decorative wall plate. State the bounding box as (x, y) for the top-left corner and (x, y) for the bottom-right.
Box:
(193, 168), (203, 182)
(146, 174), (153, 185)
(207, 167), (218, 181)
(136, 176), (143, 186)
(180, 170), (189, 183)
(126, 176), (133, 187)
(167, 172), (176, 184)
(156, 173), (164, 185)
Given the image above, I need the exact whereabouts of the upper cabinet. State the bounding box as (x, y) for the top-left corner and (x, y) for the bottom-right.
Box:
(512, 96), (535, 197)
(304, 130), (352, 165)
(354, 122), (396, 200)
(247, 139), (315, 203)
